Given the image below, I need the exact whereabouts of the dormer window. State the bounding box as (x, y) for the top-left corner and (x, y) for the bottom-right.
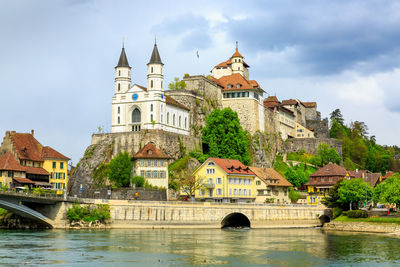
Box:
(236, 83), (241, 88)
(227, 84), (233, 89)
(207, 162), (215, 166)
(147, 149), (152, 155)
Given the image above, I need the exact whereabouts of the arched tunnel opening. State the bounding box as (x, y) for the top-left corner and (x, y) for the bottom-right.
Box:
(221, 213), (251, 228)
(319, 215), (331, 226)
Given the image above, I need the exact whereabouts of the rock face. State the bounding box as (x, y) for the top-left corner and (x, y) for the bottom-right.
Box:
(68, 135), (114, 197)
(249, 131), (281, 168)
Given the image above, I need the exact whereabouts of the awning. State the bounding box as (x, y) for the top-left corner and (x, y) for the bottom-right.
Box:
(34, 181), (52, 187)
(13, 177), (35, 184)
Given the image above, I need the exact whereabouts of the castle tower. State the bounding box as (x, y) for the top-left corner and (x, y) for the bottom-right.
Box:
(147, 42), (164, 91)
(115, 46), (131, 94)
(231, 43), (245, 77)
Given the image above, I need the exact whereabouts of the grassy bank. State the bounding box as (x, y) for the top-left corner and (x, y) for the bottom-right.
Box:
(335, 215), (400, 225)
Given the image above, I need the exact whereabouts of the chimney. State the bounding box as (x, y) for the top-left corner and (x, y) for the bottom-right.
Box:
(31, 129), (34, 136)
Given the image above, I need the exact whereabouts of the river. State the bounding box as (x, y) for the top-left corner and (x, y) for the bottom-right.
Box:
(0, 228), (399, 266)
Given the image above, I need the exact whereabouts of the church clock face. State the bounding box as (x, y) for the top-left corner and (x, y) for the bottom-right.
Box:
(132, 94), (138, 101)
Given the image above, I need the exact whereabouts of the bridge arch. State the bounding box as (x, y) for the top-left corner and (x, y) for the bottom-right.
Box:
(319, 214), (331, 225)
(221, 212), (251, 228)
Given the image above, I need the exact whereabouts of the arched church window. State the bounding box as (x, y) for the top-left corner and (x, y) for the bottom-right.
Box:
(118, 83), (120, 91)
(118, 107), (120, 114)
(119, 70), (121, 76)
(179, 116), (181, 127)
(118, 116), (120, 124)
(151, 114), (154, 122)
(151, 67), (153, 73)
(167, 112), (169, 124)
(132, 108), (141, 123)
(173, 114), (176, 126)
(161, 81), (163, 88)
(185, 117), (187, 129)
(128, 71), (130, 76)
(151, 80), (153, 88)
(151, 104), (153, 112)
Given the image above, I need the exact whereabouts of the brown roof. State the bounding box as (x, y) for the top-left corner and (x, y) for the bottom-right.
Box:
(13, 177), (35, 184)
(364, 173), (381, 187)
(132, 142), (170, 159)
(281, 99), (298, 106)
(215, 59), (232, 68)
(249, 167), (292, 187)
(302, 102), (317, 108)
(165, 95), (190, 111)
(208, 158), (255, 175)
(383, 171), (395, 180)
(42, 146), (70, 160)
(0, 152), (25, 172)
(24, 166), (49, 176)
(232, 48), (243, 58)
(309, 163), (350, 178)
(10, 133), (43, 161)
(212, 73), (263, 92)
(135, 84), (148, 92)
(265, 96), (280, 103)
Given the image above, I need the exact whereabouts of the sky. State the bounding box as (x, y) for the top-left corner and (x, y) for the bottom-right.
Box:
(1, 0), (400, 164)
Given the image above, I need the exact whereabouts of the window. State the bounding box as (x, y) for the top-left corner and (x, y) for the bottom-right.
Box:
(216, 178), (222, 184)
(244, 189), (247, 195)
(118, 107), (120, 114)
(206, 169), (215, 174)
(236, 83), (241, 88)
(7, 171), (13, 178)
(243, 179), (247, 185)
(234, 178), (237, 184)
(151, 80), (153, 88)
(153, 171), (158, 178)
(150, 104), (153, 112)
(249, 179), (252, 185)
(234, 189), (237, 195)
(150, 114), (153, 122)
(160, 160), (164, 166)
(208, 178), (213, 184)
(140, 160), (144, 167)
(239, 189), (242, 195)
(132, 108), (141, 123)
(179, 116), (181, 127)
(60, 162), (64, 169)
(119, 70), (121, 76)
(239, 178), (242, 184)
(217, 188), (222, 195)
(147, 160), (151, 167)
(229, 188), (232, 195)
(151, 67), (153, 73)
(52, 162), (56, 169)
(173, 114), (176, 126)
(146, 171), (151, 178)
(207, 162), (215, 166)
(154, 160), (157, 167)
(140, 171), (145, 177)
(249, 189), (251, 196)
(256, 180), (261, 185)
(160, 171), (165, 178)
(0, 171), (2, 177)
(118, 83), (120, 91)
(167, 112), (169, 124)
(118, 116), (120, 124)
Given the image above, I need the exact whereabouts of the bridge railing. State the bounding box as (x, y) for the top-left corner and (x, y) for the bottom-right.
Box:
(0, 189), (66, 200)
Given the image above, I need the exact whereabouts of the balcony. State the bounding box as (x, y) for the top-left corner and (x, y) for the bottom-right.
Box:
(204, 183), (215, 189)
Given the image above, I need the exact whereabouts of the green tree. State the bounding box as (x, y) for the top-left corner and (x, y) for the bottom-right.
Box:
(338, 178), (372, 210)
(322, 179), (345, 209)
(168, 77), (186, 90)
(375, 174), (400, 206)
(131, 176), (146, 188)
(202, 108), (251, 165)
(288, 188), (302, 203)
(330, 109), (344, 125)
(108, 152), (133, 187)
(317, 143), (341, 166)
(284, 168), (308, 188)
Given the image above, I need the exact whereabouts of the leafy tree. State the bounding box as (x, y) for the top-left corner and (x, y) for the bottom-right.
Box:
(131, 176), (146, 188)
(322, 179), (346, 209)
(374, 174), (400, 206)
(330, 109), (344, 125)
(178, 168), (204, 200)
(317, 143), (341, 166)
(93, 162), (110, 186)
(202, 108), (251, 165)
(168, 77), (186, 90)
(288, 188), (302, 203)
(337, 178), (372, 210)
(284, 168), (308, 188)
(108, 152), (133, 187)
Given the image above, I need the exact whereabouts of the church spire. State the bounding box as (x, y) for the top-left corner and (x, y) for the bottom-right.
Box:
(116, 46), (130, 68)
(148, 42), (163, 65)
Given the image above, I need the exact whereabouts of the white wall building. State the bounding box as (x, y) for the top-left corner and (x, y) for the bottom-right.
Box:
(111, 43), (190, 135)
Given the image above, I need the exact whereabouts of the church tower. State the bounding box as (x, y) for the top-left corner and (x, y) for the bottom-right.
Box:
(115, 46), (131, 94)
(147, 42), (164, 92)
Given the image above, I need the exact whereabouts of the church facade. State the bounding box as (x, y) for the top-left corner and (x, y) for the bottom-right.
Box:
(111, 44), (190, 135)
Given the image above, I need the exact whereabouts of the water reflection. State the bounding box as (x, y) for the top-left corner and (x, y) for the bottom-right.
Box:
(0, 228), (399, 266)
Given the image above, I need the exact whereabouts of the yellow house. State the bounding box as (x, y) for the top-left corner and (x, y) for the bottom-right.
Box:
(193, 158), (256, 203)
(42, 146), (70, 193)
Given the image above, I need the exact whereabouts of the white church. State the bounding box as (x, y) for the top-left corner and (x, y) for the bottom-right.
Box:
(111, 43), (190, 135)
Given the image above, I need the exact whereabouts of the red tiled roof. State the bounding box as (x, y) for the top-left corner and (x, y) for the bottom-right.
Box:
(215, 59), (232, 68)
(165, 95), (190, 111)
(306, 178), (344, 187)
(302, 102), (317, 108)
(213, 73), (264, 92)
(41, 146), (70, 160)
(309, 163), (351, 178)
(24, 166), (49, 176)
(249, 167), (292, 187)
(0, 152), (25, 172)
(208, 158), (255, 175)
(265, 96), (280, 103)
(13, 177), (35, 184)
(383, 171), (395, 180)
(10, 133), (43, 161)
(232, 48), (243, 58)
(133, 142), (170, 159)
(281, 99), (298, 105)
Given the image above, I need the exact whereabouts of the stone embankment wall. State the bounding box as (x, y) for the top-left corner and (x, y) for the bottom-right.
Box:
(284, 138), (342, 157)
(81, 188), (167, 201)
(324, 221), (400, 234)
(89, 200), (329, 229)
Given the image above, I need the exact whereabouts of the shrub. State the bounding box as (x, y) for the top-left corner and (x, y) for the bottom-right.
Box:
(346, 210), (368, 218)
(289, 188), (302, 203)
(189, 151), (208, 163)
(132, 176), (146, 188)
(333, 207), (343, 219)
(66, 204), (111, 223)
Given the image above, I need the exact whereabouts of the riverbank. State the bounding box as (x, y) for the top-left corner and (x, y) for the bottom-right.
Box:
(323, 220), (400, 235)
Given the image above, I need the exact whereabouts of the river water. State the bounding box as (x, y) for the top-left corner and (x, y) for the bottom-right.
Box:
(0, 228), (399, 266)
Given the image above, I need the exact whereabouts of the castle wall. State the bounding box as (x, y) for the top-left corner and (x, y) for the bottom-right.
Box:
(284, 138), (342, 157)
(306, 120), (329, 138)
(222, 98), (261, 134)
